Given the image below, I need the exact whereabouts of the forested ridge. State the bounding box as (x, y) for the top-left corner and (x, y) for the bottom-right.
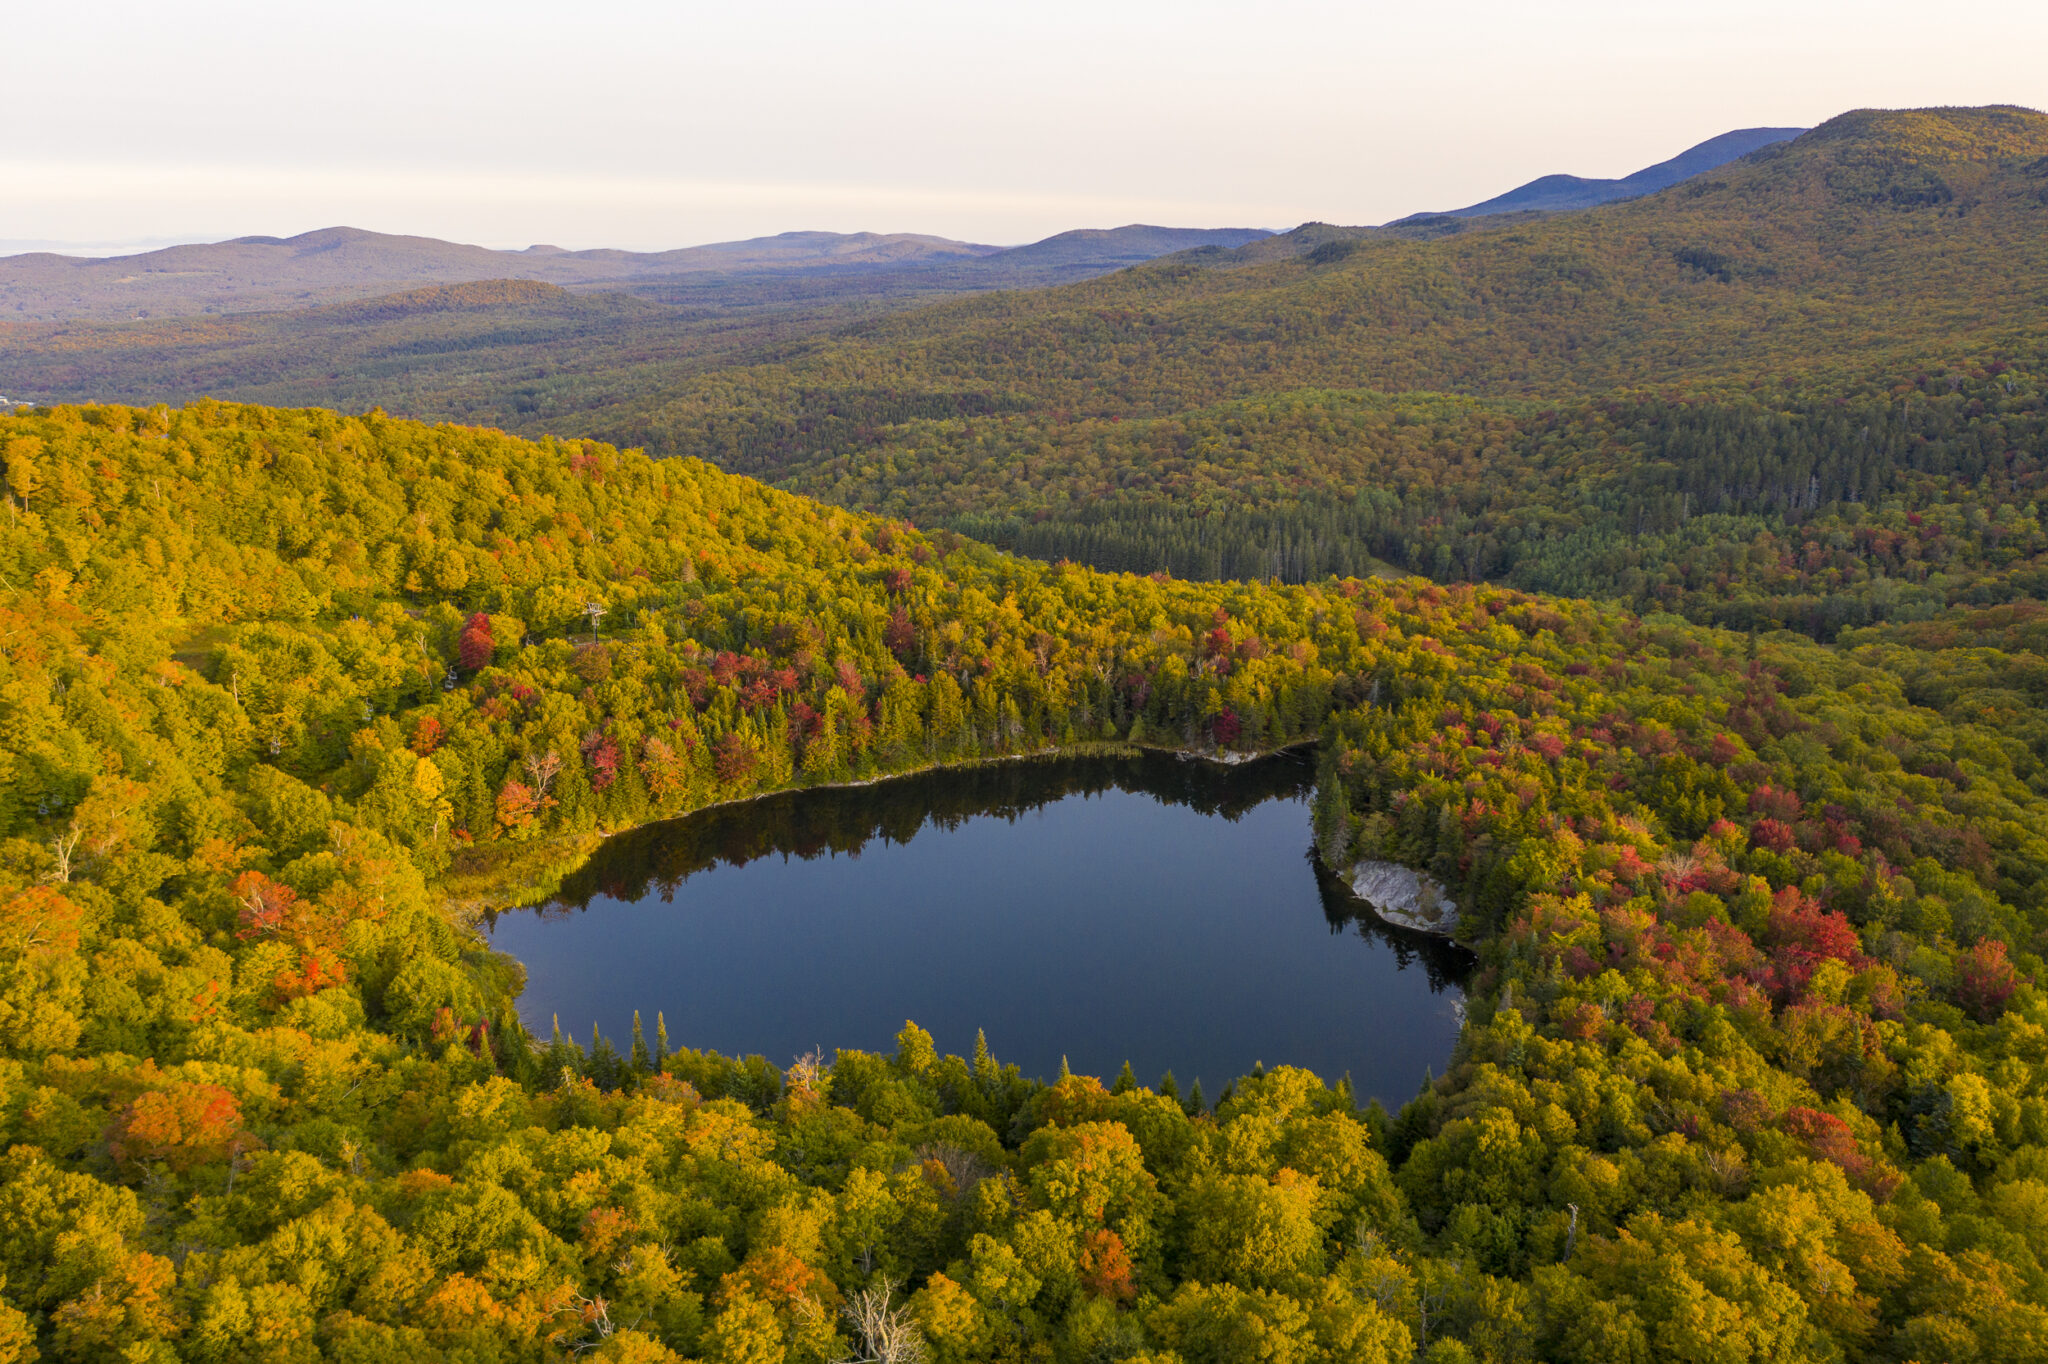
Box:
(540, 108), (2048, 655)
(13, 110), (2048, 652)
(580, 108), (2048, 458)
(14, 108), (2048, 484)
(0, 280), (856, 438)
(851, 363), (2048, 638)
(5, 396), (2048, 1362)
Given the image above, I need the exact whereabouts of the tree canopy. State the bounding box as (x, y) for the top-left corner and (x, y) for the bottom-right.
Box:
(3, 396), (2048, 1359)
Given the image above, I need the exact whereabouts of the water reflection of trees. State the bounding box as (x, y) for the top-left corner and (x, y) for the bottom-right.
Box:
(1309, 853), (1475, 993)
(532, 750), (1318, 918)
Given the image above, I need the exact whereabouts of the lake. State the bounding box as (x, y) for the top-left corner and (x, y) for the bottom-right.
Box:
(486, 750), (1470, 1104)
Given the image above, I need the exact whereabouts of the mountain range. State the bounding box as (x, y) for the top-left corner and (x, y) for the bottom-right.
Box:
(0, 224), (1272, 323)
(0, 120), (1840, 328)
(0, 123), (1838, 325)
(9, 107), (2045, 441)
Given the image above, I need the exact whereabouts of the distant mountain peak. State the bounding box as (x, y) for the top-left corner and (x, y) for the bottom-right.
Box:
(985, 225), (1272, 268)
(286, 226), (399, 249)
(1414, 126), (1809, 221)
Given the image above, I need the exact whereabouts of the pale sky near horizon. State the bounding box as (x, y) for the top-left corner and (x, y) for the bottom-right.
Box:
(7, 0), (2045, 256)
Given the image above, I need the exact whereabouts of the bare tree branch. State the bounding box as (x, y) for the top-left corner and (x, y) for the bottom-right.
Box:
(523, 749), (563, 797)
(836, 1279), (927, 1364)
(45, 825), (81, 884)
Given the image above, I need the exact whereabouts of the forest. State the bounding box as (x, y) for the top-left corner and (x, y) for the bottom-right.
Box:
(21, 110), (2048, 648)
(4, 103), (2048, 1363)
(3, 393), (2048, 1362)
(912, 365), (2048, 640)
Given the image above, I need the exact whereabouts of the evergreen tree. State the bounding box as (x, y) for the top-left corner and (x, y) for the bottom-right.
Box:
(493, 997), (535, 1085)
(629, 1010), (651, 1074)
(1361, 1097), (1391, 1153)
(543, 1015), (582, 1080)
(588, 1022), (626, 1091)
(1314, 761), (1353, 866)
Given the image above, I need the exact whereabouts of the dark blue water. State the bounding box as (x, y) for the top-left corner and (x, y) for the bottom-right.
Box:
(487, 753), (1468, 1103)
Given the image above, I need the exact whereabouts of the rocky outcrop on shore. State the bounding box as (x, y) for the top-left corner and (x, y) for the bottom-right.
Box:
(1346, 860), (1457, 937)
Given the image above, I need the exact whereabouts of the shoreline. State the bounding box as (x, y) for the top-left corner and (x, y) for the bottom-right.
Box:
(444, 736), (1319, 916)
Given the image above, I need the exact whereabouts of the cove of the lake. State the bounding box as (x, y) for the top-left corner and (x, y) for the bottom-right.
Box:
(486, 751), (1471, 1104)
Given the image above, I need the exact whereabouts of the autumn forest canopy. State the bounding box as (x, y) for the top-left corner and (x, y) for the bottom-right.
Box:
(4, 105), (2048, 1362)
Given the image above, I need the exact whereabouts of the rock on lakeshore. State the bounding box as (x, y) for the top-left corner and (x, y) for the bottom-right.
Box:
(1347, 860), (1457, 937)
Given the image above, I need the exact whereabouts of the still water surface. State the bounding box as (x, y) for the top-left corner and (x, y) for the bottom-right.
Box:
(487, 752), (1469, 1103)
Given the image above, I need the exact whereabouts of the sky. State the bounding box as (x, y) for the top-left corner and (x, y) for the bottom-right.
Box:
(6, 0), (2046, 255)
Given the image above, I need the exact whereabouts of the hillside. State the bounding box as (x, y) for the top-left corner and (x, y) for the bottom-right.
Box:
(1428, 125), (1808, 218)
(773, 366), (2048, 641)
(26, 109), (2039, 434)
(0, 280), (856, 424)
(512, 107), (2048, 614)
(622, 106), (2048, 429)
(14, 109), (2046, 654)
(5, 399), (2048, 1359)
(0, 230), (1288, 419)
(10, 107), (2044, 645)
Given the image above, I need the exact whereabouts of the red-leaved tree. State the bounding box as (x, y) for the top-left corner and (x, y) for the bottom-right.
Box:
(581, 730), (620, 791)
(410, 715), (446, 755)
(1954, 938), (2022, 1022)
(1210, 707), (1242, 747)
(885, 607), (916, 661)
(1761, 887), (1865, 1001)
(1079, 1228), (1136, 1305)
(457, 612), (494, 671)
(1751, 817), (1796, 853)
(231, 871), (299, 941)
(712, 733), (757, 784)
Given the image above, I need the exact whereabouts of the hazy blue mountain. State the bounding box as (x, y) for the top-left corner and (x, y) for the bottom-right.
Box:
(0, 227), (1005, 322)
(1420, 126), (1809, 219)
(980, 225), (1272, 268)
(0, 224), (1275, 322)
